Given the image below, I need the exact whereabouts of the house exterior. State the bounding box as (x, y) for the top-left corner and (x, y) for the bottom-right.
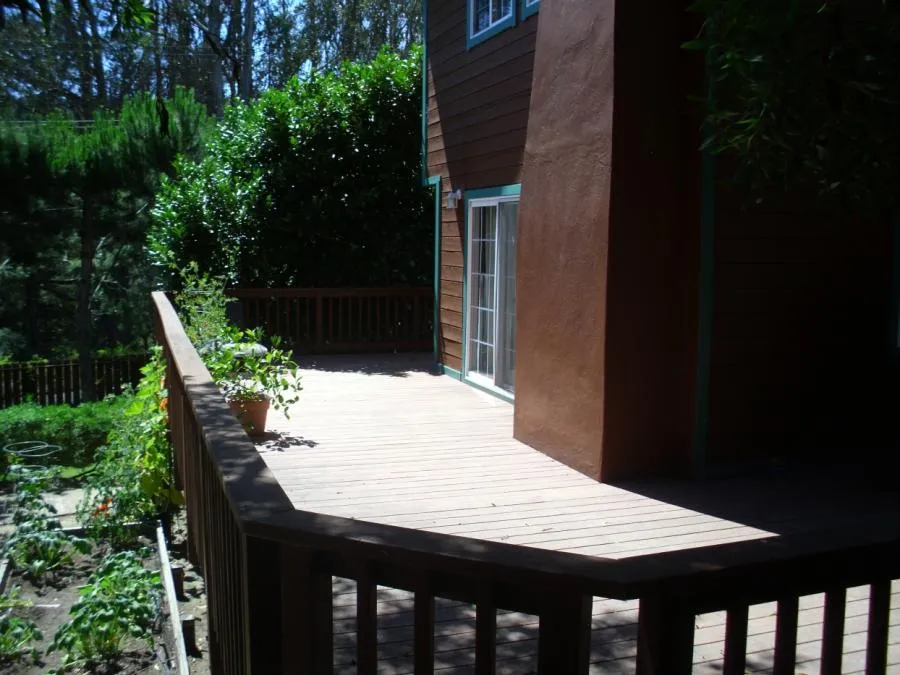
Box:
(424, 0), (898, 482)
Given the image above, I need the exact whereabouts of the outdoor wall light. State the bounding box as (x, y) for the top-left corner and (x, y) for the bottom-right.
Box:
(445, 188), (463, 209)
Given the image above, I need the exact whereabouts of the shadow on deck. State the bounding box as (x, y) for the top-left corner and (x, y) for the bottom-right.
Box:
(255, 353), (900, 674)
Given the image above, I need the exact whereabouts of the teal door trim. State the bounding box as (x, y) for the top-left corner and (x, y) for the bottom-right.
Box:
(427, 175), (442, 360)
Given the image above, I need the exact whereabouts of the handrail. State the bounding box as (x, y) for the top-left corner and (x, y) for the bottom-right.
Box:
(152, 289), (900, 674)
(225, 286), (433, 354)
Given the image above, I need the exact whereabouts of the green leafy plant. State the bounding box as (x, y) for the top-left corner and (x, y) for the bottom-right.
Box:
(49, 550), (161, 672)
(0, 586), (42, 665)
(4, 465), (91, 582)
(78, 347), (180, 543)
(176, 264), (302, 416)
(205, 331), (302, 412)
(686, 0), (900, 216)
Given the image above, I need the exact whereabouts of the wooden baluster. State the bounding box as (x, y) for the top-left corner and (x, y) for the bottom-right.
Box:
(475, 585), (497, 675)
(338, 296), (344, 345)
(821, 588), (846, 675)
(328, 297), (334, 347)
(722, 605), (748, 675)
(414, 576), (435, 675)
(376, 296), (382, 342)
(238, 535), (283, 673)
(315, 294), (324, 351)
(281, 545), (333, 675)
(636, 593), (694, 675)
(538, 590), (592, 674)
(773, 597), (799, 675)
(866, 580), (891, 675)
(356, 565), (378, 675)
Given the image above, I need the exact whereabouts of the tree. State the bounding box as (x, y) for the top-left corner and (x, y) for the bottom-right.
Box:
(0, 89), (209, 394)
(149, 47), (431, 290)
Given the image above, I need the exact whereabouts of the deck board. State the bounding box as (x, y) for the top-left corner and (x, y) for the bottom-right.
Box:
(257, 354), (900, 674)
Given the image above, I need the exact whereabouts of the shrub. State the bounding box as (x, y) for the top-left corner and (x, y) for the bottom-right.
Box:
(149, 46), (432, 288)
(78, 347), (179, 541)
(0, 398), (128, 468)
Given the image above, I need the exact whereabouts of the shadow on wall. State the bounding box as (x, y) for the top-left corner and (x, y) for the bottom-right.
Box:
(427, 7), (538, 367)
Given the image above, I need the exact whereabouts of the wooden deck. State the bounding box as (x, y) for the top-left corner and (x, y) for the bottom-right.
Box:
(255, 354), (900, 674)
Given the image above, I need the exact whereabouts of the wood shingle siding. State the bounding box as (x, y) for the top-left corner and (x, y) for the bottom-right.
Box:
(426, 0), (537, 371)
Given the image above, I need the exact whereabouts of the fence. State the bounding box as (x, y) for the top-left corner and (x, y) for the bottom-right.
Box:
(227, 287), (432, 353)
(153, 289), (900, 675)
(0, 354), (147, 408)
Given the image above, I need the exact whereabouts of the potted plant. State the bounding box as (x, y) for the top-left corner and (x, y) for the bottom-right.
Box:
(205, 329), (302, 436)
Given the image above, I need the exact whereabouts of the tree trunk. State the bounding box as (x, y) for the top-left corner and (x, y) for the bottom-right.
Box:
(239, 0), (254, 100)
(154, 0), (164, 98)
(77, 199), (96, 402)
(207, 0), (225, 115)
(81, 0), (107, 105)
(340, 0), (359, 63)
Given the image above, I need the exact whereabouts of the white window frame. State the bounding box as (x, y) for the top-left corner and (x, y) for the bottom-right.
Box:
(467, 0), (515, 49)
(464, 194), (519, 398)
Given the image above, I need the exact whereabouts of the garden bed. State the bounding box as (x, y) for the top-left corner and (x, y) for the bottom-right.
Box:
(0, 542), (171, 675)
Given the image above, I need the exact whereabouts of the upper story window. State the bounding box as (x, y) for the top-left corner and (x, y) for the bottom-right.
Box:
(468, 0), (515, 49)
(521, 0), (539, 19)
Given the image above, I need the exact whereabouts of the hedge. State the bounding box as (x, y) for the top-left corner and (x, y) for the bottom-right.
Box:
(0, 397), (127, 468)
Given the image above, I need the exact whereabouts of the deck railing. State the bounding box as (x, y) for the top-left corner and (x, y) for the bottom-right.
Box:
(153, 289), (900, 675)
(0, 354), (147, 408)
(227, 287), (432, 353)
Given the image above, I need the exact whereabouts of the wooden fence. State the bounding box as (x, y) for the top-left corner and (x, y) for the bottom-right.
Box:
(227, 287), (432, 353)
(0, 354), (147, 408)
(153, 290), (900, 675)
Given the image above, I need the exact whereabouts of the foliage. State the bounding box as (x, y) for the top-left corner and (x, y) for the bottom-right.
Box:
(174, 261), (237, 347)
(687, 0), (900, 215)
(78, 346), (178, 541)
(49, 549), (161, 672)
(176, 264), (302, 415)
(3, 465), (92, 582)
(0, 587), (42, 665)
(206, 332), (302, 411)
(0, 88), (209, 366)
(0, 397), (128, 468)
(150, 46), (432, 288)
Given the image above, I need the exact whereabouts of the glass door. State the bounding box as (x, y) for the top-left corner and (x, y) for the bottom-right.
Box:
(466, 197), (518, 394)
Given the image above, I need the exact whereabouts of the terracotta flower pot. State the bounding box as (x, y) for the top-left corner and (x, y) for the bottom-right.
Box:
(228, 397), (270, 437)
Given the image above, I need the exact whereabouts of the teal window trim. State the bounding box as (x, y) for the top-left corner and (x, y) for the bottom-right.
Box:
(467, 0), (516, 50)
(461, 183), (521, 394)
(520, 0), (539, 19)
(465, 184), (521, 201)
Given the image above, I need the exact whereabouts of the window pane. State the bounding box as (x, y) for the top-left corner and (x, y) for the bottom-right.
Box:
(473, 0), (490, 32)
(492, 0), (512, 22)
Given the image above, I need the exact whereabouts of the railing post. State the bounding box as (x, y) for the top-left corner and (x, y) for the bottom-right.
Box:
(636, 593), (695, 675)
(244, 535), (284, 673)
(315, 293), (324, 351)
(537, 590), (592, 674)
(280, 544), (333, 675)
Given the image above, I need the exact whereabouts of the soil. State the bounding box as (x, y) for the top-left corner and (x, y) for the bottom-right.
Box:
(165, 510), (211, 675)
(0, 545), (166, 675)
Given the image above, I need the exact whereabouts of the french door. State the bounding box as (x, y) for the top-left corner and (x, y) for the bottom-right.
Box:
(466, 196), (518, 394)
